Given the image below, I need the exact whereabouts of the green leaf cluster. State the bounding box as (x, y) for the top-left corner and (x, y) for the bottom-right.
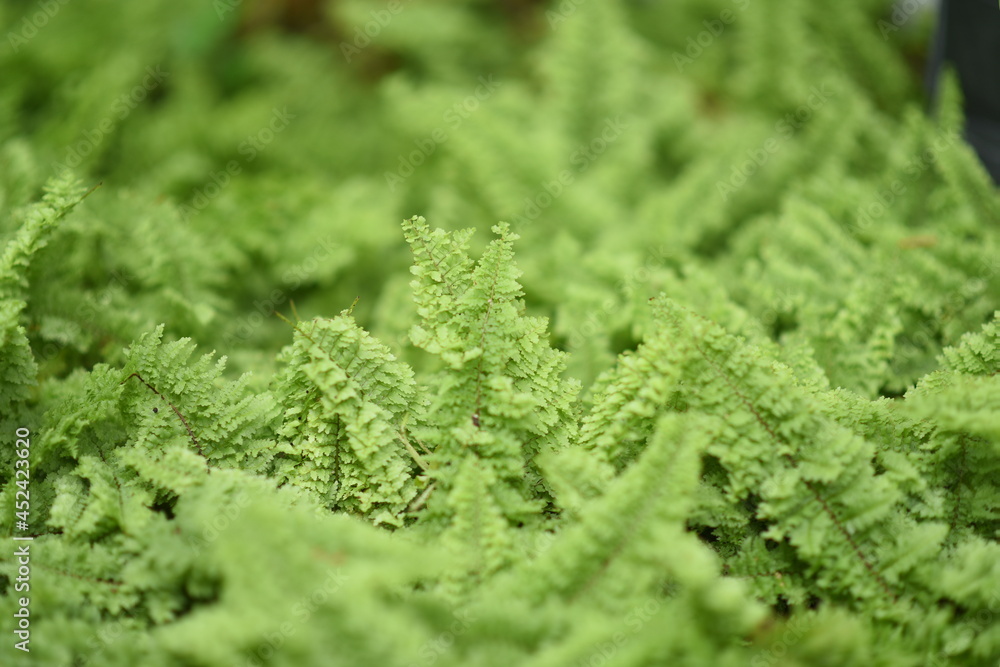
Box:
(1, 0), (999, 665)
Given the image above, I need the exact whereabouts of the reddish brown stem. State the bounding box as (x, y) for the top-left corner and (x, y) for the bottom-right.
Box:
(121, 372), (208, 472)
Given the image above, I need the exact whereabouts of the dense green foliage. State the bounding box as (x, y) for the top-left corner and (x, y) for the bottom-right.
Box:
(1, 0), (999, 665)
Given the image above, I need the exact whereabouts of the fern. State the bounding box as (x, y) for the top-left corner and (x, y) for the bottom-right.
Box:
(2, 1), (1000, 665)
(401, 216), (579, 586)
(0, 175), (89, 420)
(270, 309), (418, 526)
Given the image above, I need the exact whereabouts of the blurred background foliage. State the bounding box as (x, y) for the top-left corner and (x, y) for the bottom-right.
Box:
(1, 0), (994, 401)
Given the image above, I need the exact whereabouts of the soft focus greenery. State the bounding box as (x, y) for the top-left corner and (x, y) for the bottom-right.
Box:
(1, 1), (999, 665)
